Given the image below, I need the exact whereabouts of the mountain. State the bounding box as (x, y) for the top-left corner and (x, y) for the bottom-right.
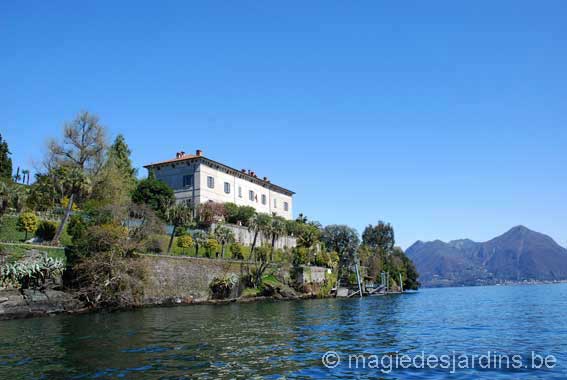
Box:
(406, 226), (567, 287)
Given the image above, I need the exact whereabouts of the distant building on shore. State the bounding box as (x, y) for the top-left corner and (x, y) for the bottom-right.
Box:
(144, 149), (294, 220)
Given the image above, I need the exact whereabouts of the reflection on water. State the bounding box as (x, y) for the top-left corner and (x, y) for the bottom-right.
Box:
(1, 284), (567, 379)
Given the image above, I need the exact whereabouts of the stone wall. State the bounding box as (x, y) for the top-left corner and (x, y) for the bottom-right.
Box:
(211, 223), (297, 250)
(296, 265), (328, 285)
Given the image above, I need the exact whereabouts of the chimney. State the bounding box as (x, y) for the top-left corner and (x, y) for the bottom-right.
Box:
(263, 176), (269, 181)
(196, 149), (203, 157)
(175, 152), (181, 158)
(180, 151), (185, 156)
(251, 171), (255, 177)
(241, 169), (247, 173)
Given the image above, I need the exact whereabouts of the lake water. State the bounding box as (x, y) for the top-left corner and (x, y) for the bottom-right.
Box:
(1, 284), (566, 379)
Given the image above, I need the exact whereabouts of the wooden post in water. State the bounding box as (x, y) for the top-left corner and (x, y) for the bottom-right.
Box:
(354, 261), (363, 298)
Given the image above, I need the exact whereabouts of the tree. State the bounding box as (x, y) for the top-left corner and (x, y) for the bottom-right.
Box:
(26, 173), (58, 211)
(0, 134), (13, 181)
(214, 224), (235, 258)
(16, 212), (39, 240)
(132, 177), (175, 219)
(362, 221), (395, 254)
(107, 134), (137, 187)
(205, 238), (220, 258)
(47, 111), (106, 174)
(247, 213), (272, 260)
(51, 166), (91, 244)
(165, 203), (193, 253)
(192, 230), (209, 257)
(21, 170), (30, 185)
(176, 235), (193, 255)
(321, 225), (360, 285)
(197, 202), (227, 228)
(296, 223), (321, 249)
(268, 216), (287, 261)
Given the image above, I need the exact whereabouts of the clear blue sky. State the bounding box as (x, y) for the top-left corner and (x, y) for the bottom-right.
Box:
(1, 1), (566, 249)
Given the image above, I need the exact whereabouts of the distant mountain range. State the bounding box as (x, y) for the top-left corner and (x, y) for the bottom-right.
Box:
(405, 226), (567, 287)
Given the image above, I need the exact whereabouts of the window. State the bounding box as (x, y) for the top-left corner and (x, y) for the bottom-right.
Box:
(238, 186), (242, 198)
(261, 194), (266, 205)
(273, 198), (277, 208)
(224, 182), (231, 194)
(207, 176), (214, 189)
(182, 174), (193, 187)
(284, 202), (289, 211)
(249, 190), (255, 201)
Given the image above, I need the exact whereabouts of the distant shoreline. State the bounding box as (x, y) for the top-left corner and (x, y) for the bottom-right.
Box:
(421, 280), (567, 289)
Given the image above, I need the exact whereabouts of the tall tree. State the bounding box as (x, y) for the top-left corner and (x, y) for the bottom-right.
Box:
(48, 111), (106, 174)
(322, 225), (360, 286)
(47, 111), (107, 244)
(91, 135), (137, 209)
(268, 216), (287, 261)
(362, 221), (395, 254)
(247, 213), (272, 260)
(107, 134), (137, 187)
(0, 134), (12, 181)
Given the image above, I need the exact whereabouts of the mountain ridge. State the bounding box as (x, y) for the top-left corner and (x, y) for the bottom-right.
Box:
(405, 226), (567, 287)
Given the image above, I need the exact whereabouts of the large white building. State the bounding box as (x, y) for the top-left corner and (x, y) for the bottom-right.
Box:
(144, 149), (294, 220)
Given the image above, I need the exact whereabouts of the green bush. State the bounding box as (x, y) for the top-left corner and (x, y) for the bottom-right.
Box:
(35, 220), (57, 241)
(230, 242), (244, 260)
(205, 238), (220, 258)
(176, 235), (194, 255)
(16, 212), (39, 240)
(292, 247), (310, 266)
(67, 214), (88, 243)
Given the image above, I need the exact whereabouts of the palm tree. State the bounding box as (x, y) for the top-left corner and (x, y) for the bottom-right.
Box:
(248, 213), (272, 260)
(165, 202), (193, 253)
(268, 216), (287, 261)
(214, 224), (235, 258)
(51, 166), (91, 245)
(192, 230), (209, 257)
(21, 170), (30, 185)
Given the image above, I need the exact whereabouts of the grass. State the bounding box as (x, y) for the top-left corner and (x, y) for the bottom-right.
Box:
(0, 215), (72, 246)
(0, 242), (66, 263)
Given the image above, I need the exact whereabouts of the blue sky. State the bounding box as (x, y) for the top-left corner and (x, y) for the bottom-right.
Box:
(1, 1), (566, 249)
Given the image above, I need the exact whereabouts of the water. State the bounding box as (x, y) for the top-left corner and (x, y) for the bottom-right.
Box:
(1, 284), (567, 379)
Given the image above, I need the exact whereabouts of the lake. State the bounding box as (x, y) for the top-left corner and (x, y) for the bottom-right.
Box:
(1, 284), (566, 379)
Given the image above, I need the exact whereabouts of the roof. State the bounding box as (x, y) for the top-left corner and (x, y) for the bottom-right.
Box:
(144, 153), (295, 196)
(143, 154), (198, 167)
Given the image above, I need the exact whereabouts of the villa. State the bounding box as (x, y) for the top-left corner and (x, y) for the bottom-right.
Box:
(144, 149), (294, 220)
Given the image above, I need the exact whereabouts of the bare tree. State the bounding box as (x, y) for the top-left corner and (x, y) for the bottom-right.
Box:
(48, 111), (107, 175)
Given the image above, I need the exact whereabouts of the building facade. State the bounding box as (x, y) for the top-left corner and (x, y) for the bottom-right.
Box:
(144, 150), (294, 220)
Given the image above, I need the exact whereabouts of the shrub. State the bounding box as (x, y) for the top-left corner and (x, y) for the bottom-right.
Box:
(16, 212), (38, 240)
(72, 251), (148, 307)
(204, 238), (220, 258)
(1, 253), (64, 289)
(209, 274), (239, 299)
(230, 242), (244, 260)
(292, 247), (310, 266)
(35, 220), (58, 241)
(67, 214), (88, 243)
(76, 224), (129, 256)
(176, 235), (193, 255)
(314, 251), (331, 267)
